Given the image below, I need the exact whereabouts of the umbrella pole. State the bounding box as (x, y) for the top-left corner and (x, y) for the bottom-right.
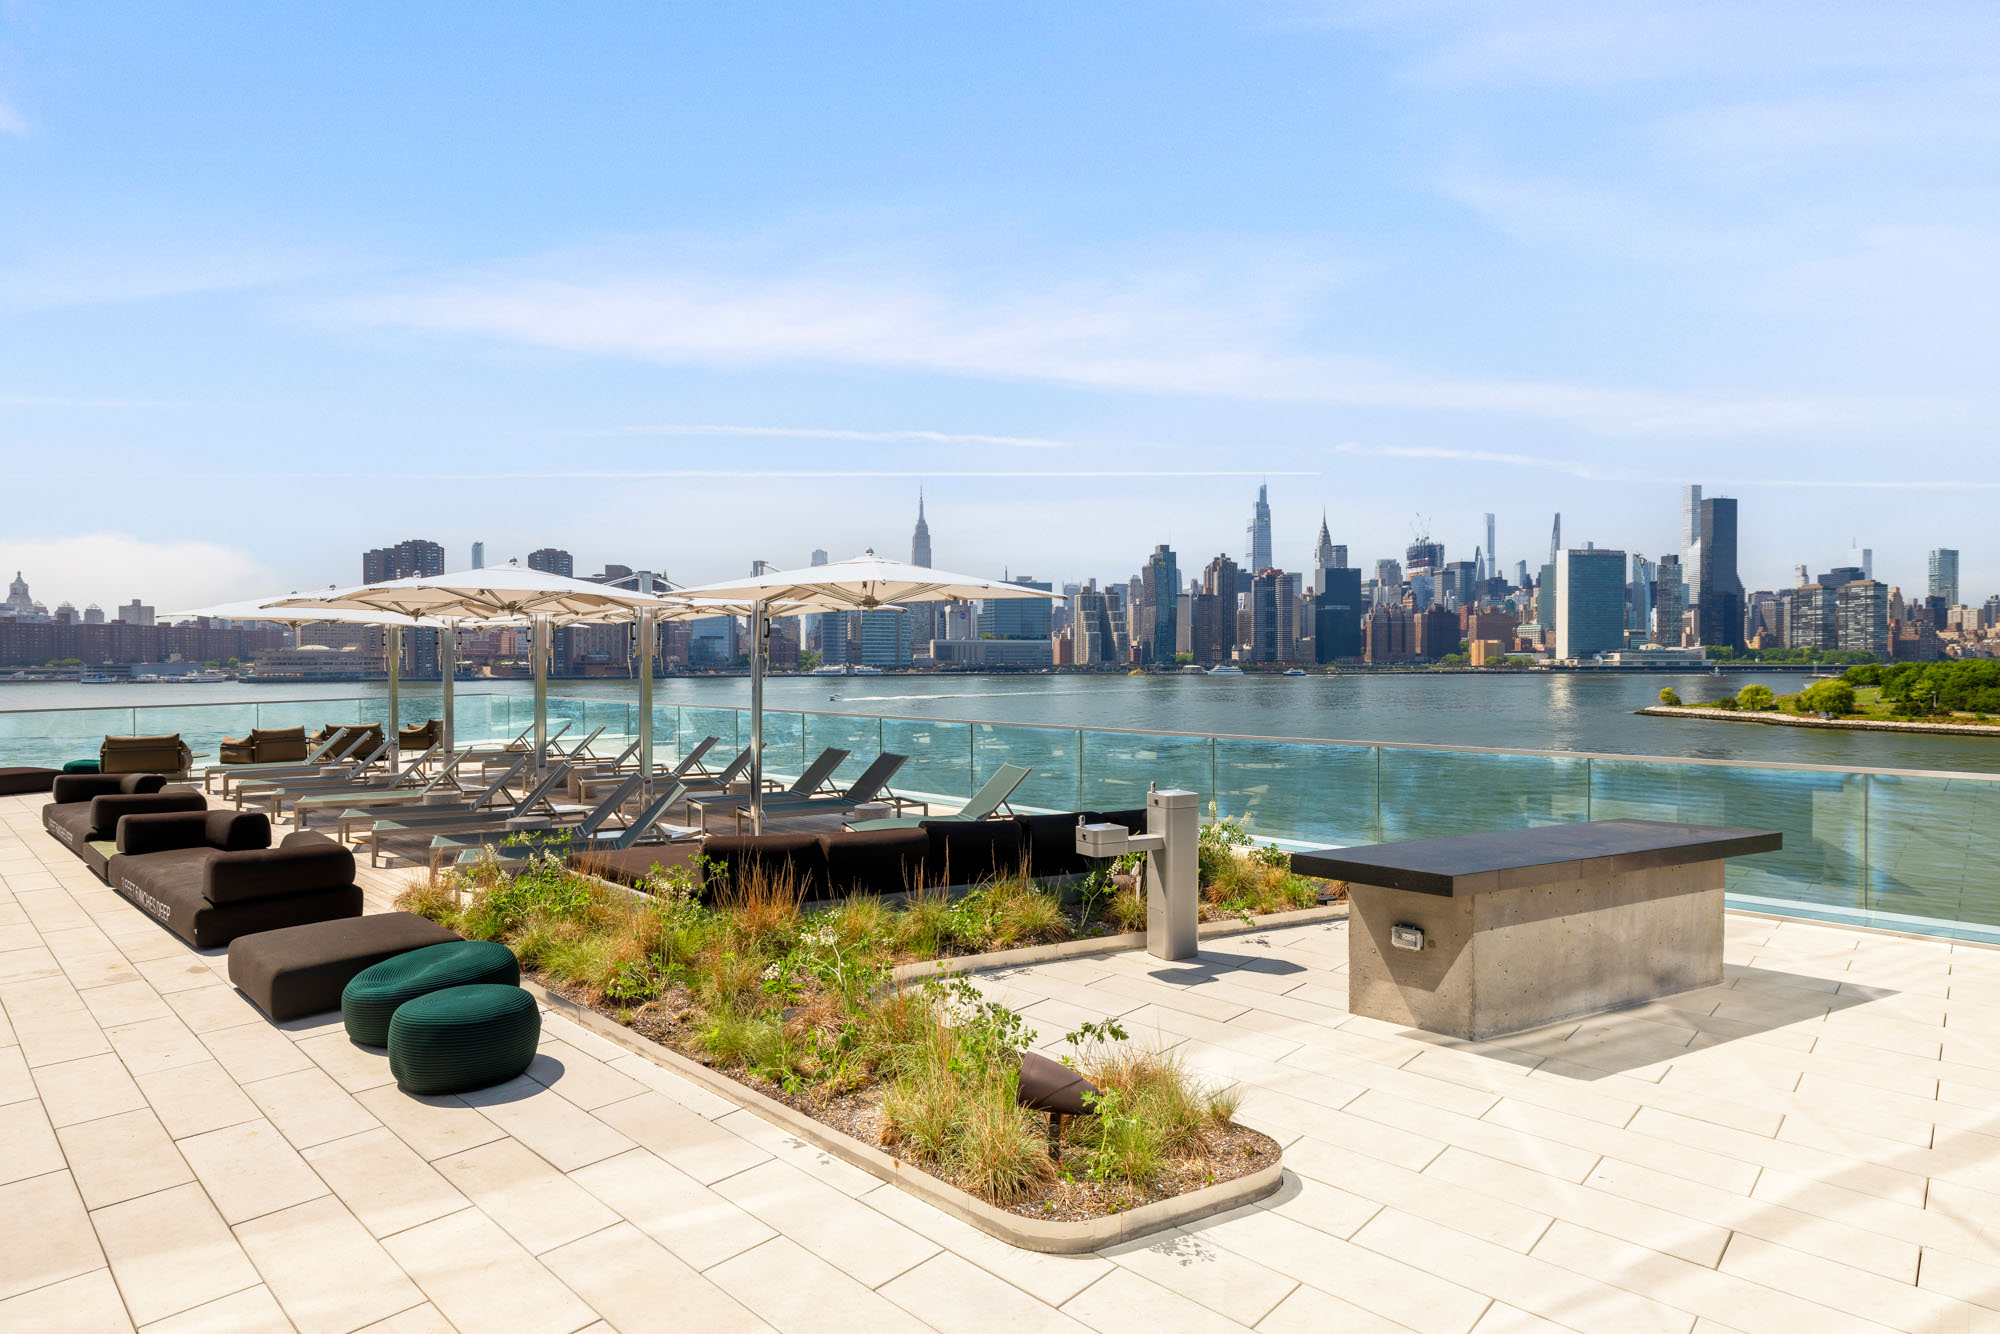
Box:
(749, 599), (767, 835)
(442, 622), (457, 758)
(533, 614), (549, 773)
(637, 606), (654, 795)
(386, 625), (402, 760)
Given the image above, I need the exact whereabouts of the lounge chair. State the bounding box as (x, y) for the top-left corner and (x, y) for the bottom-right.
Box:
(686, 747), (851, 832)
(575, 735), (716, 801)
(231, 736), (399, 811)
(723, 753), (911, 833)
(330, 753), (529, 843)
(365, 763), (575, 866)
(292, 748), (471, 830)
(465, 718), (569, 761)
(204, 726), (358, 793)
(244, 742), (442, 820)
(436, 777), (698, 861)
(554, 723), (606, 760)
(845, 762), (1030, 832)
(223, 728), (384, 799)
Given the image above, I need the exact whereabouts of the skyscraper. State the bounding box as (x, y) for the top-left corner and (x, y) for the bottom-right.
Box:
(527, 548), (574, 578)
(1312, 515), (1337, 594)
(811, 549), (828, 566)
(1653, 554), (1685, 645)
(1139, 545), (1179, 664)
(1484, 513), (1497, 581)
(910, 490), (932, 568)
(1628, 554), (1654, 634)
(470, 542), (485, 570)
(1837, 580), (1889, 658)
(1929, 548), (1960, 606)
(362, 539), (445, 583)
(1696, 496), (1744, 651)
(1313, 568), (1362, 663)
(1245, 484), (1272, 573)
(1554, 547), (1627, 661)
(1681, 485), (1703, 633)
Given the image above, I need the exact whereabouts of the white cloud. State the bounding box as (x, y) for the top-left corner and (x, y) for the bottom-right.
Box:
(574, 424), (1069, 450)
(340, 250), (1851, 437)
(0, 98), (23, 136)
(0, 533), (278, 614)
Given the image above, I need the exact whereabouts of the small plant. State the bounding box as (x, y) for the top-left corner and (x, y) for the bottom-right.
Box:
(1658, 687), (1683, 707)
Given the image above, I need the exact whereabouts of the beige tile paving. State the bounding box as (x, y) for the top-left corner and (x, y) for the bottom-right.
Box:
(9, 789), (2000, 1332)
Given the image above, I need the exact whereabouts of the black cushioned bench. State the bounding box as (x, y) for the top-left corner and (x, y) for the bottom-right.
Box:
(229, 912), (463, 1021)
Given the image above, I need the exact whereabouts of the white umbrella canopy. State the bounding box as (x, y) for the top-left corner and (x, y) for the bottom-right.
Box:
(671, 551), (1065, 833)
(274, 562), (683, 769)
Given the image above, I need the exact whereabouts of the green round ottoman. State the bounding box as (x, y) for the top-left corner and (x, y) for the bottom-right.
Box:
(341, 939), (520, 1046)
(63, 759), (100, 773)
(388, 985), (540, 1095)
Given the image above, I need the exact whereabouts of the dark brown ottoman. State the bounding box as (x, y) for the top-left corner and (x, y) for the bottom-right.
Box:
(0, 767), (59, 796)
(229, 912), (464, 1020)
(821, 827), (930, 897)
(925, 818), (1025, 885)
(700, 832), (828, 900)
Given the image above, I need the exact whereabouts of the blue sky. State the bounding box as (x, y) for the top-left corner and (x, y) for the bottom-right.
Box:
(2, 1), (1995, 610)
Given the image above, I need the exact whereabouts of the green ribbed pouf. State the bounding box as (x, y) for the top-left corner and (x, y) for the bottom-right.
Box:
(341, 939), (520, 1046)
(63, 759), (100, 773)
(388, 984), (540, 1095)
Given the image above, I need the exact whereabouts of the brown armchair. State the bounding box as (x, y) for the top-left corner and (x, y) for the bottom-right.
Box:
(398, 719), (442, 750)
(219, 725), (310, 765)
(100, 734), (194, 777)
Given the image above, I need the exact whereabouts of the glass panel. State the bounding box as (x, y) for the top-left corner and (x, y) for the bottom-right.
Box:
(1216, 738), (1378, 847)
(802, 713), (883, 789)
(1377, 748), (1589, 843)
(974, 723), (1079, 813)
(1589, 759), (1864, 908)
(134, 703), (261, 768)
(543, 695), (591, 750)
(450, 693), (508, 745)
(682, 708), (743, 766)
(1864, 773), (2000, 926)
(882, 718), (972, 804)
(758, 711), (808, 782)
(1078, 730), (1210, 816)
(0, 706), (137, 768)
(580, 699), (635, 757)
(254, 697), (367, 734)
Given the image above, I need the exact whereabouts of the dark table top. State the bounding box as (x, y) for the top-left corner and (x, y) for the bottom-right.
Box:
(1290, 818), (1782, 898)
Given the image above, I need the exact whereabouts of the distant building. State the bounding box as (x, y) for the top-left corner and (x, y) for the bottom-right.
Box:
(1244, 485), (1273, 574)
(1628, 554), (1654, 634)
(1313, 568), (1362, 663)
(471, 541), (485, 570)
(1363, 604), (1417, 664)
(1139, 545), (1179, 664)
(1554, 547), (1628, 661)
(930, 639), (1051, 668)
(362, 539), (445, 584)
(1414, 604), (1458, 661)
(1929, 548), (1960, 607)
(1836, 580), (1890, 659)
(3, 571), (33, 616)
(1694, 496), (1744, 650)
(910, 491), (932, 568)
(687, 616), (738, 667)
(978, 576), (1053, 642)
(117, 600), (155, 627)
(856, 609), (912, 667)
(1788, 583), (1838, 652)
(527, 548), (574, 578)
(82, 604), (105, 625)
(1405, 538), (1444, 581)
(1247, 569), (1282, 663)
(1311, 516), (1338, 594)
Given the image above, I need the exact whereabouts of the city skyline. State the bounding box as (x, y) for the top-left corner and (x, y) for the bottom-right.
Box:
(2, 5), (1997, 605)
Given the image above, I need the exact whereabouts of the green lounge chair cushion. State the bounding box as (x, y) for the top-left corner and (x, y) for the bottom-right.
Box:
(64, 759), (101, 773)
(341, 939), (520, 1046)
(388, 984), (540, 1095)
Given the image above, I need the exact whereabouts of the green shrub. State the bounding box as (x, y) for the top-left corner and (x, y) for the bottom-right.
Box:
(1798, 681), (1857, 715)
(1736, 684), (1776, 712)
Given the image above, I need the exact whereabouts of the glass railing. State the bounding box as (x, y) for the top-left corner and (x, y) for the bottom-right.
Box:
(7, 692), (1999, 941)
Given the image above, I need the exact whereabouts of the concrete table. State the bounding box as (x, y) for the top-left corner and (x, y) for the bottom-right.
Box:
(1292, 819), (1781, 1040)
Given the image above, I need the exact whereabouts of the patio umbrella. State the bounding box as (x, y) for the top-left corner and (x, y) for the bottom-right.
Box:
(274, 563), (678, 771)
(671, 551), (1064, 833)
(159, 598), (431, 755)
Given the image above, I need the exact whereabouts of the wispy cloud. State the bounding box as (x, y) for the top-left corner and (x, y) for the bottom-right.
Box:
(341, 248), (1853, 437)
(573, 424), (1069, 450)
(1330, 442), (2000, 490)
(0, 98), (24, 137)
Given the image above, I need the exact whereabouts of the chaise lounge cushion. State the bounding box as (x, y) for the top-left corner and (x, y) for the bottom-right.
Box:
(229, 912), (463, 1021)
(700, 832), (829, 900)
(42, 786), (207, 880)
(343, 940), (521, 1046)
(821, 827), (930, 895)
(0, 767), (59, 796)
(101, 734), (193, 776)
(569, 843), (699, 889)
(52, 772), (169, 803)
(221, 726), (310, 765)
(107, 823), (361, 949)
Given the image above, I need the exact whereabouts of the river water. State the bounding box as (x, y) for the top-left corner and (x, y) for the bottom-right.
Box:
(6, 671), (1995, 774)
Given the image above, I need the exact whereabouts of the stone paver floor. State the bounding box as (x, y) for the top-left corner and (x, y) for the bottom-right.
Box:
(7, 788), (2000, 1332)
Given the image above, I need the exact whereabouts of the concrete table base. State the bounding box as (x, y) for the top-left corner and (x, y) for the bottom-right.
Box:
(1347, 860), (1724, 1040)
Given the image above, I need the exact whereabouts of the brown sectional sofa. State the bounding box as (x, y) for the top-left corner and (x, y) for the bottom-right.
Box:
(581, 808), (1150, 901)
(43, 773), (205, 880)
(106, 809), (361, 948)
(0, 767), (60, 796)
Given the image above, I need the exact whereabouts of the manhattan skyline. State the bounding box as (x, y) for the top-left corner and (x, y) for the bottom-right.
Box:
(2, 3), (1996, 607)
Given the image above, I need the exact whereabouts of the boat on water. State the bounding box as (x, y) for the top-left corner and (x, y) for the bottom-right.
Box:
(78, 673), (119, 684)
(1207, 665), (1245, 676)
(1283, 668), (1307, 676)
